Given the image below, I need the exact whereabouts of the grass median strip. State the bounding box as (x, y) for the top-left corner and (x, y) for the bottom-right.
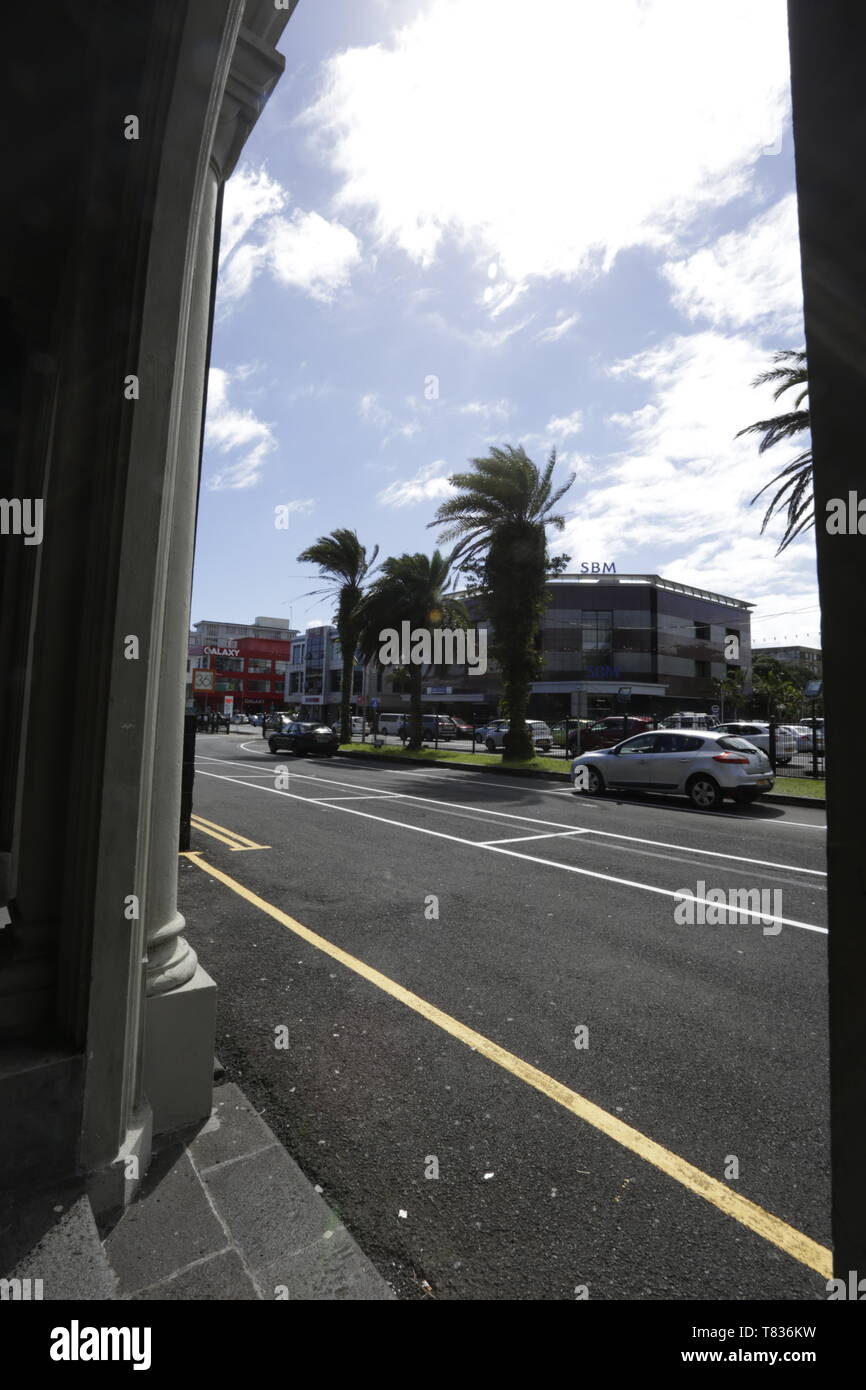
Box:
(183, 849), (831, 1281)
(338, 743), (826, 799)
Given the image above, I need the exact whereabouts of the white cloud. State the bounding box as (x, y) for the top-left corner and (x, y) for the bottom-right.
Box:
(458, 399), (513, 422)
(266, 210), (361, 301)
(663, 194), (803, 332)
(536, 314), (579, 343)
(306, 0), (790, 287)
(218, 166), (361, 304)
(359, 392), (420, 443)
(377, 460), (454, 508)
(559, 331), (818, 612)
(220, 166), (287, 265)
(546, 410), (584, 438)
(204, 367), (277, 490)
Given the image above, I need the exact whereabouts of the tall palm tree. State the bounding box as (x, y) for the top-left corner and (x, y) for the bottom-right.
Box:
(737, 349), (813, 554)
(296, 529), (378, 743)
(357, 550), (468, 750)
(430, 445), (574, 761)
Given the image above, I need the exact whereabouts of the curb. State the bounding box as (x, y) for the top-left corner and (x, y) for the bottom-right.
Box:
(334, 749), (826, 807)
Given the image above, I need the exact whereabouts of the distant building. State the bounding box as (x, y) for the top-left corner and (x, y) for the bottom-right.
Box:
(284, 625), (363, 722)
(187, 617), (297, 715)
(372, 573), (753, 723)
(752, 644), (822, 674)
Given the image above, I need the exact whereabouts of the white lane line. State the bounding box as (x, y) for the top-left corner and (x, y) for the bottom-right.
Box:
(195, 756), (825, 878)
(226, 746), (825, 827)
(195, 769), (827, 935)
(479, 830), (591, 846)
(308, 793), (403, 803)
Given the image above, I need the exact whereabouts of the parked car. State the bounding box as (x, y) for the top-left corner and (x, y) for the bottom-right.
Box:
(377, 712), (409, 736)
(400, 714), (460, 741)
(550, 719), (593, 755)
(782, 723), (825, 754)
(331, 715), (370, 738)
(571, 729), (775, 809)
(660, 712), (719, 730)
(268, 720), (339, 757)
(715, 721), (797, 765)
(481, 719), (553, 753)
(475, 718), (509, 743)
(449, 718), (474, 737)
(579, 715), (653, 751)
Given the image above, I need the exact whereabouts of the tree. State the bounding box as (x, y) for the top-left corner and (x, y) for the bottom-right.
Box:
(357, 550), (469, 751)
(717, 665), (746, 720)
(430, 445), (574, 761)
(751, 658), (803, 720)
(737, 349), (812, 554)
(296, 529), (378, 744)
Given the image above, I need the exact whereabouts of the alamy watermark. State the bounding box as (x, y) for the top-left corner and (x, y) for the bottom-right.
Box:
(674, 881), (782, 935)
(0, 498), (43, 546)
(378, 620), (487, 675)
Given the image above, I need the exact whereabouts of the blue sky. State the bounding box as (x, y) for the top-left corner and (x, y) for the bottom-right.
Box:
(191, 0), (818, 649)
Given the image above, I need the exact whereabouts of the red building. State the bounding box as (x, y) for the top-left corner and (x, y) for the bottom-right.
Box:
(188, 635), (291, 716)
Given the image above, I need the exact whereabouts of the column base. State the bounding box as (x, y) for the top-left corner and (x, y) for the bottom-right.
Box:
(142, 963), (216, 1135)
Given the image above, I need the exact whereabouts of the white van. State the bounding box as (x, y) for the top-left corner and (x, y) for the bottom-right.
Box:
(661, 712), (719, 730)
(377, 712), (407, 736)
(482, 719), (553, 752)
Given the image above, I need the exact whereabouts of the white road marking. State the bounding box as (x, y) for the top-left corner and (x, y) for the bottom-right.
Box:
(231, 743), (826, 827)
(196, 755), (825, 877)
(479, 830), (591, 846)
(308, 793), (403, 802)
(195, 769), (827, 935)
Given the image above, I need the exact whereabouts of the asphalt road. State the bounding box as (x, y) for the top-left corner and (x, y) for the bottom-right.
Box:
(179, 732), (830, 1301)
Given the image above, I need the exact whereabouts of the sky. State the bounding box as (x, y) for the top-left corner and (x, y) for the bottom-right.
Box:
(190, 0), (819, 650)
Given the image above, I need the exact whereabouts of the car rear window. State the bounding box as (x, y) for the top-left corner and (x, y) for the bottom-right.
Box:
(718, 736), (760, 752)
(657, 734), (703, 751)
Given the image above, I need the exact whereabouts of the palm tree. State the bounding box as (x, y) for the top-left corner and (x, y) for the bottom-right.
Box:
(296, 529), (378, 744)
(430, 445), (574, 761)
(717, 665), (745, 721)
(357, 550), (469, 750)
(737, 349), (813, 554)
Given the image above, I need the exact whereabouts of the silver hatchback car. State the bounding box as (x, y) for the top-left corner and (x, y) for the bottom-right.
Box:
(571, 728), (775, 809)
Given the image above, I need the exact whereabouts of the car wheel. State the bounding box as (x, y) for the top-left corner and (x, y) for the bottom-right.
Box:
(687, 774), (723, 810)
(268, 740), (279, 754)
(485, 738), (497, 753)
(574, 766), (605, 796)
(777, 757), (791, 766)
(292, 747), (306, 757)
(735, 789), (762, 804)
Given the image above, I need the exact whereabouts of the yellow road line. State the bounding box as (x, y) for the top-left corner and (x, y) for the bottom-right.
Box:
(182, 851), (832, 1280)
(189, 815), (269, 851)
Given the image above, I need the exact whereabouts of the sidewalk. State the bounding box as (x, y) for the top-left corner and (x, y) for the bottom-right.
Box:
(0, 1081), (394, 1302)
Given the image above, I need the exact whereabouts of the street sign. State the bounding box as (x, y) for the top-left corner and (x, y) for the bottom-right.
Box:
(223, 695), (234, 716)
(711, 704), (720, 714)
(370, 698), (380, 709)
(804, 679), (823, 698)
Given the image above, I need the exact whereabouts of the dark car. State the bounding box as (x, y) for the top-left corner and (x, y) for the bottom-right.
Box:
(399, 714), (459, 741)
(579, 715), (653, 751)
(449, 718), (474, 737)
(268, 720), (339, 757)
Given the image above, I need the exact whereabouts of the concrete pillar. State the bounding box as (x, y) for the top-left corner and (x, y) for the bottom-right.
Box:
(140, 170), (221, 1134)
(139, 16), (288, 1136)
